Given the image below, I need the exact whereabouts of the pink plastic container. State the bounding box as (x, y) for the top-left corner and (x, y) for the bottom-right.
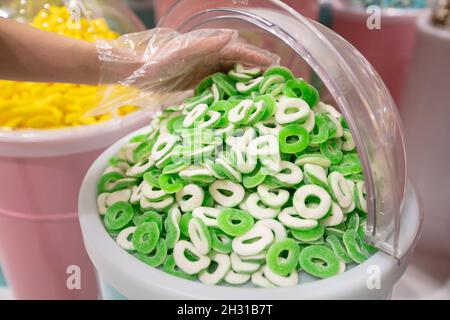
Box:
(154, 0), (319, 22)
(0, 112), (149, 299)
(0, 209), (98, 299)
(0, 0), (147, 299)
(331, 1), (428, 105)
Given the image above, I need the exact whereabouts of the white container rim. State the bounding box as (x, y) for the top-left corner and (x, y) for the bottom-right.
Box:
(78, 127), (422, 300)
(0, 110), (150, 157)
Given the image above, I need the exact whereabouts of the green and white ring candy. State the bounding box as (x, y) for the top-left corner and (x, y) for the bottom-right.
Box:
(198, 253), (231, 285)
(97, 193), (109, 215)
(259, 75), (284, 95)
(105, 189), (132, 207)
(196, 110), (222, 129)
(179, 165), (215, 184)
(104, 201), (134, 231)
(247, 135), (279, 158)
(210, 227), (233, 254)
(293, 184), (332, 220)
(175, 184), (204, 212)
(354, 181), (368, 213)
(301, 110), (315, 132)
(303, 163), (328, 189)
(98, 189), (132, 215)
(182, 103), (208, 128)
(136, 238), (168, 268)
(342, 180), (356, 214)
(140, 195), (174, 211)
(116, 226), (136, 251)
(225, 127), (256, 149)
(278, 207), (318, 230)
(228, 69), (253, 82)
(230, 252), (261, 273)
(228, 100), (254, 125)
(273, 161), (303, 185)
(275, 96), (310, 124)
(236, 77), (264, 94)
(266, 239), (300, 276)
(295, 153), (331, 169)
(132, 221), (160, 254)
(328, 171), (353, 209)
(215, 157), (242, 183)
(150, 134), (178, 162)
(217, 208), (254, 237)
(298, 245), (340, 278)
(343, 230), (369, 264)
(320, 202), (344, 227)
(341, 129), (356, 151)
(263, 265), (298, 287)
(260, 153), (282, 173)
(257, 184), (289, 208)
(127, 157), (154, 177)
(291, 224), (325, 243)
(188, 217), (211, 255)
(164, 207), (181, 249)
(255, 119), (281, 136)
(245, 193), (280, 219)
(232, 224), (274, 256)
(130, 183), (143, 205)
(142, 181), (167, 201)
(235, 64), (261, 77)
(192, 207), (221, 227)
(230, 146), (257, 174)
(173, 240), (211, 275)
(255, 219), (287, 241)
(326, 235), (352, 264)
(251, 267), (275, 288)
(209, 180), (245, 208)
(224, 270), (251, 285)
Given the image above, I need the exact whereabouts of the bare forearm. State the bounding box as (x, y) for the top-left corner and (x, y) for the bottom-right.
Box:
(0, 18), (100, 84)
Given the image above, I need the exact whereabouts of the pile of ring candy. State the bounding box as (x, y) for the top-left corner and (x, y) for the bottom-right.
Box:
(97, 64), (376, 287)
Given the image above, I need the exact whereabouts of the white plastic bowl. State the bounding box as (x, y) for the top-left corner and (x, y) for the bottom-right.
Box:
(78, 127), (422, 300)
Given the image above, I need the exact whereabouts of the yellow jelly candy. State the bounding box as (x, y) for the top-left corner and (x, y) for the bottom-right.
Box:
(0, 5), (137, 130)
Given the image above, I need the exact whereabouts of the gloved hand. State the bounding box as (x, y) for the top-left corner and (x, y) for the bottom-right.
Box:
(92, 28), (279, 116)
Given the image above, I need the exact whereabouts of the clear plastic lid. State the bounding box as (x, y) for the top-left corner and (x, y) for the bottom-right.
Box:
(159, 0), (409, 258)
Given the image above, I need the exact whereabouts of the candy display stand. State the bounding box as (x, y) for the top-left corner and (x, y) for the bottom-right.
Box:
(78, 0), (422, 300)
(330, 0), (429, 105)
(400, 14), (450, 257)
(0, 1), (147, 300)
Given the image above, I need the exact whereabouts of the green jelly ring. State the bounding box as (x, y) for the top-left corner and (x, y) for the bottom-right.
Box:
(218, 208), (255, 237)
(132, 221), (160, 254)
(279, 123), (310, 154)
(104, 201), (134, 231)
(266, 239), (300, 277)
(298, 245), (341, 278)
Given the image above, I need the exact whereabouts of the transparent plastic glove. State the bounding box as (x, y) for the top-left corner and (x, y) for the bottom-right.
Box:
(90, 28), (279, 116)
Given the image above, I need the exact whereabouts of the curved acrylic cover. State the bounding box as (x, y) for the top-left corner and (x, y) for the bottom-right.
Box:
(159, 0), (408, 258)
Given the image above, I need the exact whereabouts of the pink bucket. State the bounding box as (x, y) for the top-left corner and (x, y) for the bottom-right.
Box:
(0, 112), (149, 299)
(331, 1), (428, 105)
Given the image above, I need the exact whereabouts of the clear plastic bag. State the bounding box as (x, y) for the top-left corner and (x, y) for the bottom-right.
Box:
(90, 27), (279, 117)
(0, 0), (145, 131)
